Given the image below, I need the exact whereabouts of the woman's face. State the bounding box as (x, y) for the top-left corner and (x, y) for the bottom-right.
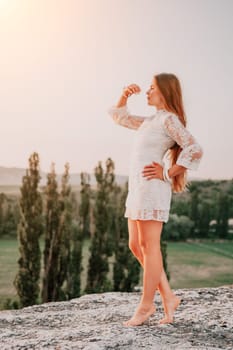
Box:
(146, 78), (165, 109)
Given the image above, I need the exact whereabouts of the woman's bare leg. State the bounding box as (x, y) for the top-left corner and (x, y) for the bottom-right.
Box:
(123, 219), (163, 326)
(157, 270), (181, 324)
(126, 218), (181, 325)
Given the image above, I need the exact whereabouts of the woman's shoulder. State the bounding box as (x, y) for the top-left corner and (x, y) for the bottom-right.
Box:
(161, 110), (178, 118)
(148, 110), (180, 130)
(158, 110), (180, 125)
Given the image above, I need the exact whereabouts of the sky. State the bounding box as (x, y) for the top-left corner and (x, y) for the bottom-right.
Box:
(0, 0), (232, 180)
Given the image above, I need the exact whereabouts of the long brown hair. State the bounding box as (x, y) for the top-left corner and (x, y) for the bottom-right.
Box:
(155, 73), (189, 193)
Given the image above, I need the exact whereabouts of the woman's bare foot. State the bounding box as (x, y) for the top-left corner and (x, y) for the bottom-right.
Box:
(159, 295), (181, 324)
(123, 304), (156, 327)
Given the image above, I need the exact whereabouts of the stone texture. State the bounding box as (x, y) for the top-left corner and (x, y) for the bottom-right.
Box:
(0, 285), (232, 350)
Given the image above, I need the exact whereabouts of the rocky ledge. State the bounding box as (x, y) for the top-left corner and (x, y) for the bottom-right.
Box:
(0, 285), (232, 350)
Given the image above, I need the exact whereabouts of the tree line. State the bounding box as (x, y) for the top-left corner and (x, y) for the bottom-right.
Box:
(1, 174), (232, 242)
(1, 153), (232, 309)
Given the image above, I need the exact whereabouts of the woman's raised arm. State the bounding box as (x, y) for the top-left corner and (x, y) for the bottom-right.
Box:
(108, 84), (146, 130)
(108, 104), (147, 130)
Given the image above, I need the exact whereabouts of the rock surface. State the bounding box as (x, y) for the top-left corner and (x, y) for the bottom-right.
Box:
(0, 285), (232, 350)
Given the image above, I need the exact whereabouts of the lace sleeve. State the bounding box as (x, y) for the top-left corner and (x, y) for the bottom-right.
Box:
(108, 105), (146, 130)
(163, 114), (204, 170)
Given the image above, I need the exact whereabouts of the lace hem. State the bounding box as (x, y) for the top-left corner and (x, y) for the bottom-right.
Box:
(124, 207), (169, 223)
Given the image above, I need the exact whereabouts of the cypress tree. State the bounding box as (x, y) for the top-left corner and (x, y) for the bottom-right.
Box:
(67, 172), (90, 298)
(216, 192), (229, 239)
(113, 181), (141, 291)
(14, 152), (43, 307)
(85, 158), (115, 293)
(79, 172), (91, 238)
(41, 162), (59, 302)
(66, 222), (83, 298)
(56, 162), (72, 300)
(41, 162), (72, 302)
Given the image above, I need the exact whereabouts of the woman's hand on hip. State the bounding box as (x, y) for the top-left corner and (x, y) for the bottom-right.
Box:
(142, 162), (164, 181)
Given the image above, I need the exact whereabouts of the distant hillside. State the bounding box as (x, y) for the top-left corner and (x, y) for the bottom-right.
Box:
(0, 166), (128, 187)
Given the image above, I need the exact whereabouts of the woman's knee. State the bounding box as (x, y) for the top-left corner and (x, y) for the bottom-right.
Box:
(140, 242), (161, 255)
(128, 219), (140, 252)
(128, 239), (141, 255)
(137, 219), (163, 253)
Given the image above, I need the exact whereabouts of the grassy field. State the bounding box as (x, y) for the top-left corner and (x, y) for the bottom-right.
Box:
(166, 241), (233, 288)
(0, 238), (232, 309)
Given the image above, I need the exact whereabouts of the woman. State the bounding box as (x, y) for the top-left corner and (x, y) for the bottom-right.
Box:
(108, 73), (204, 327)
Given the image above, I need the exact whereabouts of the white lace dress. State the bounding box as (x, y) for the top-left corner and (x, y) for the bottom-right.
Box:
(108, 105), (203, 223)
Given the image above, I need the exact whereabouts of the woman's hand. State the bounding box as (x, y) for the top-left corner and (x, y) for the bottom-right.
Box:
(142, 162), (164, 181)
(122, 84), (141, 98)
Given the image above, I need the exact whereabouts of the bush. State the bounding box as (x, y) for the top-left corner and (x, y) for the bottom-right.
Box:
(163, 214), (194, 241)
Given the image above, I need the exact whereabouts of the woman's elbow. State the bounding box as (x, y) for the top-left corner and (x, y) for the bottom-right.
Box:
(191, 144), (204, 163)
(197, 145), (204, 159)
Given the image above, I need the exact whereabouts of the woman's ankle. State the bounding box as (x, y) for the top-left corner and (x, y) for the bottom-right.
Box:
(162, 292), (177, 303)
(138, 302), (155, 311)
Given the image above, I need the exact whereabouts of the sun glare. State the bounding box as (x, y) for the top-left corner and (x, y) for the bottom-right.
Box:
(0, 0), (8, 6)
(0, 0), (20, 19)
(0, 0), (15, 10)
